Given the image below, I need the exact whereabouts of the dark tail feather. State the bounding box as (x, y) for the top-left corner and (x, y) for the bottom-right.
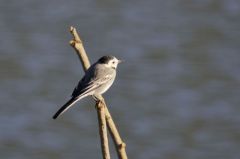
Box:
(53, 98), (78, 119)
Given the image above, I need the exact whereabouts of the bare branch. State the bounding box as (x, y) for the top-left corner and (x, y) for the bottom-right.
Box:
(69, 26), (128, 159)
(69, 26), (110, 159)
(69, 26), (90, 71)
(96, 101), (111, 159)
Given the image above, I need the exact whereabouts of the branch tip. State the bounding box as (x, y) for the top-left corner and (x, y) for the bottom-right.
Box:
(69, 26), (82, 43)
(70, 26), (75, 32)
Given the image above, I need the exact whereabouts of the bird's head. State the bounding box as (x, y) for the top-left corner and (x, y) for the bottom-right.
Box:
(98, 55), (122, 69)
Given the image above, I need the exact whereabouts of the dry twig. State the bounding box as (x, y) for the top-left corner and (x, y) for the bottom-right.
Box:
(96, 100), (110, 159)
(69, 26), (127, 159)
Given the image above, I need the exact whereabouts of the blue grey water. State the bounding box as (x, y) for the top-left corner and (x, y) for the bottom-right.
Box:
(0, 0), (240, 159)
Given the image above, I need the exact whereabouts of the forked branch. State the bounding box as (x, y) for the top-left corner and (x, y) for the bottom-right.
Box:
(69, 26), (127, 159)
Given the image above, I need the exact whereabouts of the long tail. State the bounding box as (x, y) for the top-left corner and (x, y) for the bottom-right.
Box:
(53, 97), (81, 119)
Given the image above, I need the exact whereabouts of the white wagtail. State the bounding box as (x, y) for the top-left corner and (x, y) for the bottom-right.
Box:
(53, 55), (122, 119)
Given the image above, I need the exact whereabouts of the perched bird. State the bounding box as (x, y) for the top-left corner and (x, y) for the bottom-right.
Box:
(53, 55), (122, 119)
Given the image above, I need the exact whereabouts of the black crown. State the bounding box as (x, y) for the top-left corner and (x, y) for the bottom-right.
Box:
(98, 55), (115, 64)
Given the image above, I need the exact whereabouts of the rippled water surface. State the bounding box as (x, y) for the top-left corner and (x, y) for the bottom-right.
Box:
(1, 0), (240, 159)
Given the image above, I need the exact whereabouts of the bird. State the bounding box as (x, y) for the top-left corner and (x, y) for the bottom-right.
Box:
(53, 55), (122, 119)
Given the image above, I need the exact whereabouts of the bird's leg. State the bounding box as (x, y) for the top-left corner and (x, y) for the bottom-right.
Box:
(93, 94), (101, 102)
(93, 94), (104, 101)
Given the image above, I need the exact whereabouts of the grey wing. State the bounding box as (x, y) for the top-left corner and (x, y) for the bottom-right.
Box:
(72, 64), (115, 98)
(91, 63), (116, 88)
(71, 64), (96, 98)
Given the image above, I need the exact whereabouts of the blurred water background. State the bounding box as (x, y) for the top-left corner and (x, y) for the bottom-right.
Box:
(0, 0), (240, 159)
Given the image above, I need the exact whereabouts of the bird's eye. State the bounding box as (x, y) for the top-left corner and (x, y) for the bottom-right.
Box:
(112, 61), (115, 64)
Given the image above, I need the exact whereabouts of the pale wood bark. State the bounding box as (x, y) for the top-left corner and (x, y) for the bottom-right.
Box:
(69, 26), (127, 159)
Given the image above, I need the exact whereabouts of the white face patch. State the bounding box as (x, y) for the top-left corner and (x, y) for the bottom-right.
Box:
(106, 57), (119, 69)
